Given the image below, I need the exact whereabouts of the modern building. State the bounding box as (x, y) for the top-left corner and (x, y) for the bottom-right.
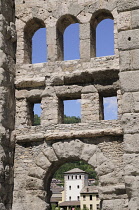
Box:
(58, 168), (100, 210)
(64, 168), (88, 202)
(80, 186), (100, 210)
(59, 168), (88, 209)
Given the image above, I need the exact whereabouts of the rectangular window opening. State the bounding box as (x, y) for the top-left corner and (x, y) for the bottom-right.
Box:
(58, 98), (81, 124)
(27, 100), (42, 126)
(90, 204), (93, 210)
(33, 103), (42, 126)
(100, 95), (118, 120)
(97, 204), (100, 210)
(90, 195), (92, 200)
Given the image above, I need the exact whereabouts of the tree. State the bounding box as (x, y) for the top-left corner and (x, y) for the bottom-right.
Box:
(53, 161), (98, 184)
(33, 114), (81, 125)
(64, 115), (81, 124)
(33, 114), (40, 125)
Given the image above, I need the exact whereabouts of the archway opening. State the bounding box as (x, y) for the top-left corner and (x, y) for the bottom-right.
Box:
(96, 19), (114, 57)
(64, 23), (80, 61)
(90, 10), (114, 58)
(45, 160), (99, 210)
(32, 28), (47, 64)
(24, 18), (46, 64)
(56, 15), (79, 61)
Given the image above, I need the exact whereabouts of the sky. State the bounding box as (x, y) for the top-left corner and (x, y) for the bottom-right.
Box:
(32, 19), (117, 120)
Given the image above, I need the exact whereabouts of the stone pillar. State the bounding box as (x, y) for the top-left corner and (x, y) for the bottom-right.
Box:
(47, 26), (58, 62)
(15, 99), (33, 128)
(80, 23), (91, 61)
(16, 19), (24, 65)
(41, 87), (59, 125)
(117, 1), (139, 209)
(81, 85), (99, 122)
(0, 0), (16, 209)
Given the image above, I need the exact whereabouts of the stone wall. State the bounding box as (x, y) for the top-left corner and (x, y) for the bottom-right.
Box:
(117, 1), (139, 209)
(0, 0), (138, 209)
(0, 0), (16, 209)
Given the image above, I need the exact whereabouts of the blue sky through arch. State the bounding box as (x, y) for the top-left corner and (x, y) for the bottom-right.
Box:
(64, 23), (80, 61)
(96, 19), (114, 57)
(32, 28), (47, 63)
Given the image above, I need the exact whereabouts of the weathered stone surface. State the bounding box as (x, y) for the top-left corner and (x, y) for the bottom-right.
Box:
(117, 0), (139, 12)
(0, 0), (138, 209)
(124, 154), (139, 176)
(124, 134), (139, 153)
(120, 71), (139, 92)
(118, 29), (139, 51)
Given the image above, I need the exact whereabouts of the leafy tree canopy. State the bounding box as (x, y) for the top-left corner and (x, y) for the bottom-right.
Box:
(54, 160), (97, 184)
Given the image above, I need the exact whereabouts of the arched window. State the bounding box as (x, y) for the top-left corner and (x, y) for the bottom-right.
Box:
(32, 28), (47, 64)
(24, 18), (46, 64)
(90, 10), (114, 58)
(56, 14), (80, 61)
(64, 23), (80, 60)
(96, 19), (114, 57)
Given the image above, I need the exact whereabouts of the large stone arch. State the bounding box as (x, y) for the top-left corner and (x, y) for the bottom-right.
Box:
(14, 137), (127, 210)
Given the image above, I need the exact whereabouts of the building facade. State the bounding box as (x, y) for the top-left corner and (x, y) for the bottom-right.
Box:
(0, 0), (139, 210)
(64, 168), (88, 202)
(80, 186), (100, 210)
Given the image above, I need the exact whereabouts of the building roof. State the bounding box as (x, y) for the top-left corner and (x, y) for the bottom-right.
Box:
(64, 168), (87, 174)
(51, 197), (62, 203)
(59, 201), (80, 207)
(51, 186), (63, 194)
(80, 186), (99, 194)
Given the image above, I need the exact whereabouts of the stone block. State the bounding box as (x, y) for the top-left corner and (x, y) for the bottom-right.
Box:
(99, 171), (124, 186)
(26, 177), (44, 190)
(118, 29), (139, 51)
(80, 23), (90, 40)
(52, 139), (84, 159)
(124, 134), (139, 153)
(96, 160), (115, 176)
(117, 0), (139, 12)
(35, 153), (51, 171)
(120, 71), (139, 92)
(80, 143), (96, 161)
(124, 154), (139, 176)
(122, 113), (139, 133)
(131, 9), (139, 29)
(42, 145), (58, 162)
(122, 92), (134, 113)
(120, 49), (139, 71)
(125, 175), (139, 198)
(28, 167), (46, 180)
(80, 39), (90, 61)
(117, 11), (131, 31)
(102, 199), (128, 210)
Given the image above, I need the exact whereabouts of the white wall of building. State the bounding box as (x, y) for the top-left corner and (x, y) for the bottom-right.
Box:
(64, 173), (88, 201)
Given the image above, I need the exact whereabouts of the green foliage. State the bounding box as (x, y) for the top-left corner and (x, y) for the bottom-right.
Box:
(54, 160), (97, 184)
(82, 206), (89, 210)
(51, 204), (57, 210)
(33, 114), (81, 125)
(64, 115), (81, 124)
(33, 114), (40, 125)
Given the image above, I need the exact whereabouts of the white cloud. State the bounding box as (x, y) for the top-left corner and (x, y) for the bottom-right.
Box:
(103, 96), (118, 120)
